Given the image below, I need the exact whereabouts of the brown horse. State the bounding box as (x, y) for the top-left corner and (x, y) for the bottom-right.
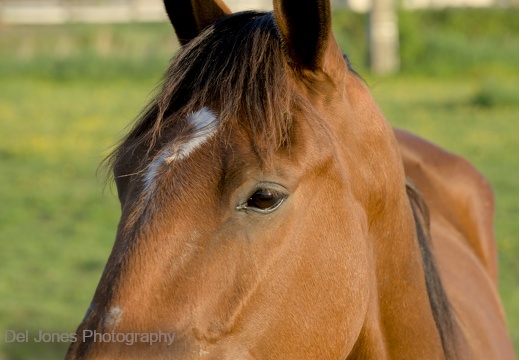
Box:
(66, 0), (515, 358)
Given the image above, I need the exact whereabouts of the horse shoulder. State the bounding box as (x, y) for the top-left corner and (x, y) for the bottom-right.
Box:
(394, 129), (516, 359)
(394, 128), (497, 282)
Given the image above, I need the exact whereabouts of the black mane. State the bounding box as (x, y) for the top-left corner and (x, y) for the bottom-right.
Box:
(108, 11), (298, 173)
(407, 181), (463, 359)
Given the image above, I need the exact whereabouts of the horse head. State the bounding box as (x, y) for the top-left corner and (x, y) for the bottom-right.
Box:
(67, 0), (465, 358)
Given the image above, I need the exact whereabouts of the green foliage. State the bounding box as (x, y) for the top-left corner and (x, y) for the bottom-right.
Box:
(3, 9), (519, 79)
(472, 77), (519, 108)
(0, 23), (175, 80)
(398, 9), (519, 76)
(333, 8), (519, 76)
(332, 11), (368, 69)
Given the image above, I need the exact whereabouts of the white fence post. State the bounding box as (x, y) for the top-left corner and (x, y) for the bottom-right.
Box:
(369, 0), (400, 74)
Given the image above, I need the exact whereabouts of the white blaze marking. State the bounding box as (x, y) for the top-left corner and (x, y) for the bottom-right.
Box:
(144, 148), (174, 191)
(143, 107), (218, 191)
(165, 107), (218, 162)
(103, 306), (123, 331)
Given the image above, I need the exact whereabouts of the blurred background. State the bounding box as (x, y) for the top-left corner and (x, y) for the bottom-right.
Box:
(0, 0), (517, 359)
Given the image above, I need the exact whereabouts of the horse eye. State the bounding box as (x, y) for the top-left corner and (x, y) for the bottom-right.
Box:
(241, 189), (286, 213)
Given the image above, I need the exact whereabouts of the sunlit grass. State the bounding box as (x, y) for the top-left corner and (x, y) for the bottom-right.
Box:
(0, 78), (157, 359)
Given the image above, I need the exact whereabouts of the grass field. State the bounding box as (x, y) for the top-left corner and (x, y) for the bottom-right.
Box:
(0, 15), (518, 359)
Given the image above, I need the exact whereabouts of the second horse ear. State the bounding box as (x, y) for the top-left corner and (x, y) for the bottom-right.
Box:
(164, 0), (232, 46)
(273, 0), (332, 71)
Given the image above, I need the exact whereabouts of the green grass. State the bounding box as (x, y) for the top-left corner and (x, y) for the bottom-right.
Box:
(0, 78), (157, 359)
(0, 16), (518, 359)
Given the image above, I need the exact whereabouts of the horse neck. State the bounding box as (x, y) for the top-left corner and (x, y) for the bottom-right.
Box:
(344, 171), (447, 358)
(334, 80), (448, 357)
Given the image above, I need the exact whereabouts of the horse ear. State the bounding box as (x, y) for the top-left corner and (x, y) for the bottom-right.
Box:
(273, 0), (332, 70)
(164, 0), (232, 45)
